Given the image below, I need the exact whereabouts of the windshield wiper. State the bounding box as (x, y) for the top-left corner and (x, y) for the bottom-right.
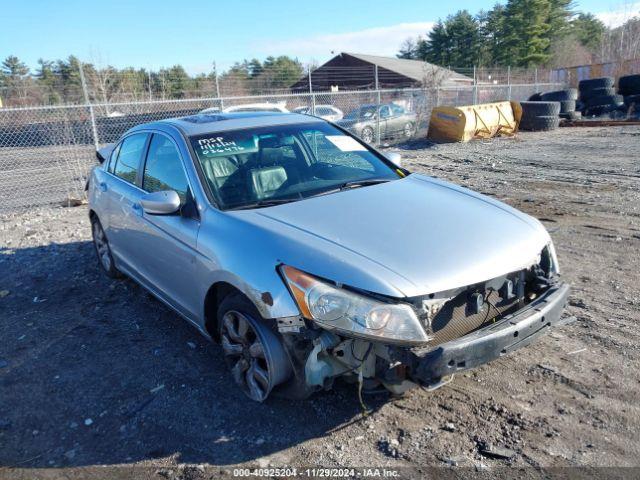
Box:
(303, 178), (393, 200)
(228, 198), (299, 210)
(338, 178), (392, 190)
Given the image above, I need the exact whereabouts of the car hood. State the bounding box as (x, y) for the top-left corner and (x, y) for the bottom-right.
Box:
(238, 174), (550, 298)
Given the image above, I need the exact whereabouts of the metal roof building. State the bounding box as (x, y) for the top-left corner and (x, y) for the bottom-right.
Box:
(292, 52), (474, 91)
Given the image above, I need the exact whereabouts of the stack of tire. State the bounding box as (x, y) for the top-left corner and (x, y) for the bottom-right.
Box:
(518, 101), (561, 131)
(540, 88), (580, 121)
(579, 77), (625, 118)
(618, 74), (640, 117)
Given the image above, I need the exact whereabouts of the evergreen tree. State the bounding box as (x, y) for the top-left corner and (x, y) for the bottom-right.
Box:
(2, 55), (29, 77)
(478, 5), (508, 65)
(422, 20), (450, 65)
(570, 13), (606, 51)
(35, 59), (61, 104)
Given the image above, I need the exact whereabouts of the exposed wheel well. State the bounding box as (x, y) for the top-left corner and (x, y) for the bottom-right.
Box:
(204, 281), (245, 341)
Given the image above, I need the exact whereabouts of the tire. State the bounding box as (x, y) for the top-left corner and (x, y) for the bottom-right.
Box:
(541, 89), (578, 101)
(584, 104), (622, 117)
(558, 100), (576, 113)
(520, 101), (561, 118)
(581, 87), (615, 100)
(618, 74), (640, 95)
(91, 217), (122, 279)
(217, 293), (292, 402)
(360, 126), (374, 144)
(403, 122), (415, 139)
(579, 77), (614, 92)
(560, 111), (582, 120)
(586, 94), (624, 108)
(624, 94), (640, 107)
(519, 115), (560, 131)
(528, 92), (542, 101)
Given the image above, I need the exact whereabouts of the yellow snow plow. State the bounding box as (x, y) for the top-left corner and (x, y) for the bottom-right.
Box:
(427, 101), (522, 143)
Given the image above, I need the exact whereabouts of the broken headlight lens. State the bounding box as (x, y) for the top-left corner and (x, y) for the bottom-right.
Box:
(280, 265), (430, 345)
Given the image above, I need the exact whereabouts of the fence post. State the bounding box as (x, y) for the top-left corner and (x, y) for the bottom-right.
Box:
(213, 61), (223, 109)
(473, 66), (478, 105)
(308, 69), (316, 115)
(148, 70), (152, 101)
(507, 66), (512, 100)
(375, 65), (381, 145)
(78, 61), (99, 150)
(534, 68), (539, 93)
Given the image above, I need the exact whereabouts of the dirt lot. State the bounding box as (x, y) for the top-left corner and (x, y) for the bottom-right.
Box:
(1, 125), (639, 479)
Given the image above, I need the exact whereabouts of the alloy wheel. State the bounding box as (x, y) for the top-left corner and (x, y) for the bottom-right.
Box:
(220, 310), (285, 402)
(361, 127), (374, 144)
(92, 221), (112, 271)
(404, 123), (414, 138)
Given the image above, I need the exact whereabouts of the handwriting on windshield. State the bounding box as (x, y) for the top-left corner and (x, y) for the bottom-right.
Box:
(197, 136), (250, 156)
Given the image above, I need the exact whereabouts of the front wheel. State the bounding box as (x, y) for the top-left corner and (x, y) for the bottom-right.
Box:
(218, 294), (292, 402)
(361, 126), (375, 144)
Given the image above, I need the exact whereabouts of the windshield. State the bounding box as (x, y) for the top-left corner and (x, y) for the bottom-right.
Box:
(190, 122), (401, 210)
(344, 105), (377, 120)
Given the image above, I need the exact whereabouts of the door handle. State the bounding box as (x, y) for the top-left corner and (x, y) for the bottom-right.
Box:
(99, 182), (107, 192)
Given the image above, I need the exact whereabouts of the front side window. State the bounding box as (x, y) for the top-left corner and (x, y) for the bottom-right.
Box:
(391, 104), (405, 116)
(143, 134), (189, 202)
(345, 105), (376, 120)
(190, 122), (401, 210)
(113, 133), (147, 184)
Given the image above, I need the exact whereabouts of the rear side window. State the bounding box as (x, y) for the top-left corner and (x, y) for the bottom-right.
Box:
(143, 134), (189, 202)
(114, 133), (147, 184)
(107, 143), (121, 173)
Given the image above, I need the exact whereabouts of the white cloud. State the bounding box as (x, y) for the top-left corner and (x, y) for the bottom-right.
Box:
(595, 2), (640, 27)
(255, 22), (434, 64)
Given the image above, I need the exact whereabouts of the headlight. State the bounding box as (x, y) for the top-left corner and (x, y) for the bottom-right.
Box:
(280, 265), (430, 345)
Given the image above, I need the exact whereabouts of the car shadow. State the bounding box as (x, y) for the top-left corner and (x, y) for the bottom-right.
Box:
(0, 241), (389, 468)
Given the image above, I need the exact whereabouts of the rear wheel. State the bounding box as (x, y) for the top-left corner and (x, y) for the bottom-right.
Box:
(91, 217), (121, 278)
(403, 122), (415, 139)
(218, 294), (292, 402)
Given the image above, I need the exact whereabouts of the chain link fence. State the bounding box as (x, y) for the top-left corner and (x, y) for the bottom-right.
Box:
(0, 64), (564, 213)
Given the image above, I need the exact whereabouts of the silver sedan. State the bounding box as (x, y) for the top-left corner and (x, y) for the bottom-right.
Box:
(88, 111), (571, 402)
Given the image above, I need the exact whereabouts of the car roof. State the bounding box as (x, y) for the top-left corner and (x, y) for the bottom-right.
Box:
(128, 112), (325, 137)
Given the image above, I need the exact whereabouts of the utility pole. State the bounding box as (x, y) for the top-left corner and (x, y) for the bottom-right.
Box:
(309, 68), (316, 115)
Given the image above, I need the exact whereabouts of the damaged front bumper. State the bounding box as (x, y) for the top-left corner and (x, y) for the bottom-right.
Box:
(393, 282), (573, 387)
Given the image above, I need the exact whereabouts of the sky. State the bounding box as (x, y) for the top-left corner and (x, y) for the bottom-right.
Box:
(1, 0), (639, 75)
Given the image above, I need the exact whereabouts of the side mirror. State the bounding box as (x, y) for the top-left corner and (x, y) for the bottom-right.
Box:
(385, 152), (403, 168)
(139, 190), (181, 215)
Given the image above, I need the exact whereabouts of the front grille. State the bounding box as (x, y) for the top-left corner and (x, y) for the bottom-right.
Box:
(426, 276), (523, 346)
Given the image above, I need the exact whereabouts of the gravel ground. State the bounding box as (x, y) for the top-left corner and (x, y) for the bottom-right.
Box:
(1, 126), (639, 479)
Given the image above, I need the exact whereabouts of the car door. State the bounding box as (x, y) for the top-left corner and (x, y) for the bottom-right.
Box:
(387, 104), (405, 136)
(378, 105), (392, 138)
(104, 132), (150, 274)
(134, 132), (201, 320)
